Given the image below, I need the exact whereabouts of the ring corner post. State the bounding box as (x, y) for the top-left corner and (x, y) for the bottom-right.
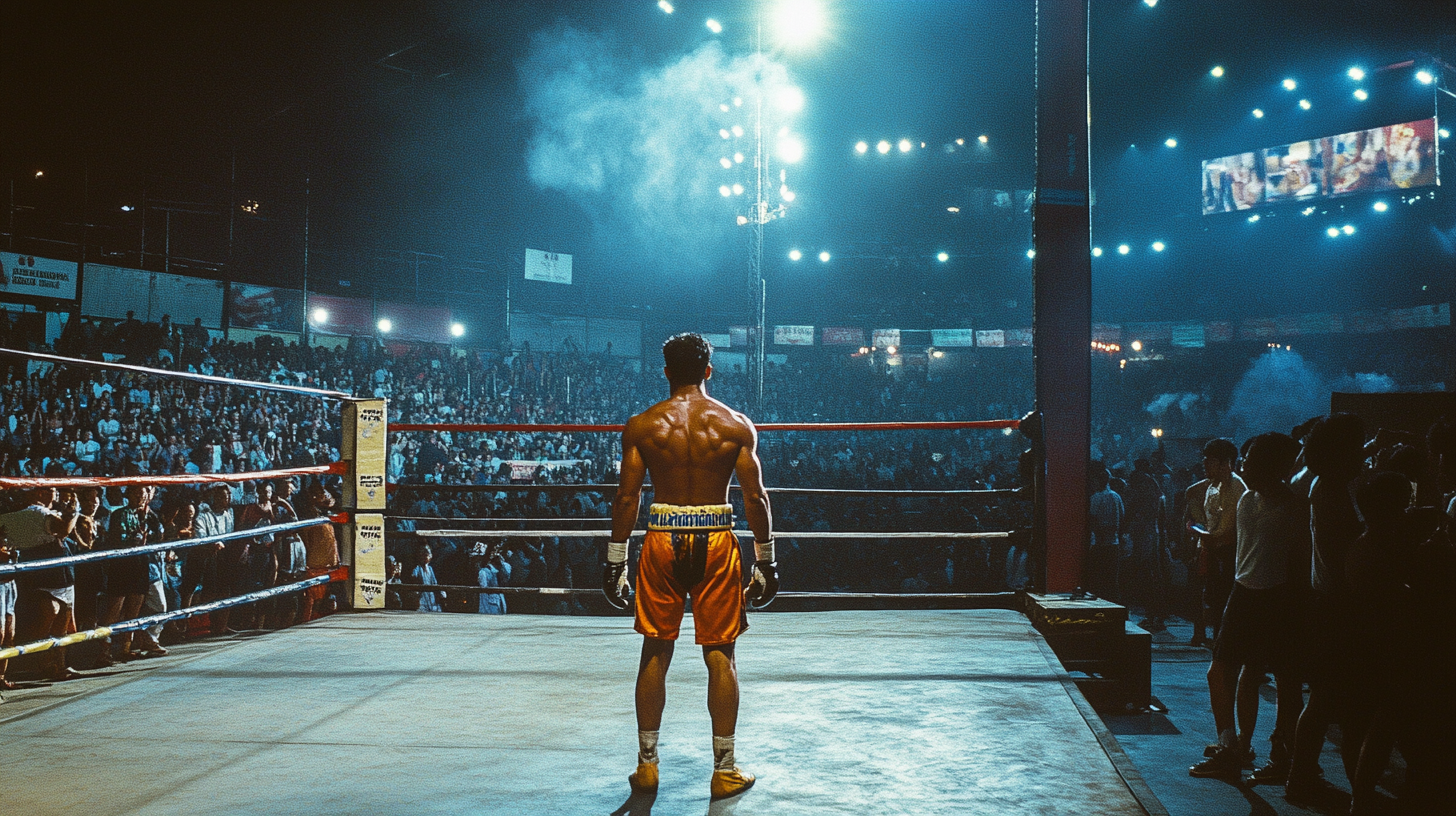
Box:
(342, 399), (388, 610)
(1032, 0), (1092, 594)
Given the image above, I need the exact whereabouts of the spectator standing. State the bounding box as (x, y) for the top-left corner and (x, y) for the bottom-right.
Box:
(1184, 439), (1245, 647)
(0, 527), (17, 689)
(1123, 458), (1168, 631)
(474, 541), (511, 615)
(407, 543), (445, 612)
(1086, 466), (1124, 601)
(0, 487), (80, 680)
(95, 485), (166, 664)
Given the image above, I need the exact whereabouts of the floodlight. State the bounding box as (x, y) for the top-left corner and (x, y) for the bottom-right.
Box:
(1282, 78), (1297, 90)
(720, 157), (733, 169)
(1353, 89), (1368, 100)
(1252, 108), (1264, 118)
(658, 0), (673, 13)
(1416, 70), (1434, 85)
(1131, 340), (1143, 351)
(732, 183), (744, 195)
(377, 319), (393, 334)
(1152, 241), (1165, 252)
(731, 125), (744, 138)
(311, 307), (328, 324)
(1373, 201), (1388, 212)
(818, 250), (830, 262)
(946, 206), (960, 213)
(450, 323), (465, 338)
(854, 141), (868, 154)
(120, 205), (135, 212)
(1342, 224), (1355, 235)
(770, 0), (826, 49)
(1249, 214), (1261, 222)
(931, 350), (945, 359)
(34, 170), (43, 178)
(719, 185), (732, 197)
(1117, 244), (1130, 254)
(736, 215), (749, 226)
(780, 186), (796, 202)
(1440, 128), (1451, 139)
(897, 139), (912, 153)
(978, 134), (989, 144)
(720, 104), (730, 113)
(936, 251), (949, 262)
(876, 140), (891, 154)
(1026, 249), (1036, 259)
(719, 129), (731, 139)
(777, 135), (805, 163)
(1092, 246), (1103, 256)
(886, 345), (898, 354)
(1210, 66), (1224, 77)
(789, 249), (802, 261)
(1326, 227), (1340, 237)
(1143, 0), (1156, 7)
(775, 86), (805, 113)
(1347, 67), (1365, 81)
(1299, 99), (1311, 110)
(705, 18), (722, 33)
(1164, 138), (1177, 148)
(734, 152), (744, 163)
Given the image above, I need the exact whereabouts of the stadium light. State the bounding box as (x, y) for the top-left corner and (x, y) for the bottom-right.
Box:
(1440, 128), (1451, 139)
(876, 140), (891, 154)
(854, 141), (868, 154)
(719, 185), (732, 197)
(736, 215), (750, 226)
(1416, 70), (1434, 85)
(732, 183), (744, 195)
(311, 307), (328, 324)
(34, 170), (43, 178)
(377, 319), (393, 334)
(1117, 244), (1130, 255)
(770, 0), (826, 50)
(450, 322), (466, 338)
(1164, 138), (1177, 148)
(818, 250), (831, 262)
(780, 186), (796, 202)
(1248, 214), (1261, 222)
(1374, 201), (1388, 212)
(705, 18), (722, 33)
(775, 86), (805, 113)
(1210, 66), (1224, 78)
(777, 135), (805, 163)
(1282, 78), (1297, 90)
(1299, 99), (1312, 110)
(1131, 340), (1143, 351)
(897, 138), (912, 153)
(788, 249), (802, 261)
(719, 128), (731, 139)
(1092, 246), (1103, 257)
(1143, 0), (1156, 7)
(734, 152), (744, 163)
(1347, 67), (1365, 81)
(1151, 241), (1165, 252)
(978, 134), (989, 144)
(658, 0), (673, 14)
(1353, 89), (1368, 101)
(1026, 249), (1036, 259)
(720, 157), (733, 169)
(1342, 224), (1355, 235)
(731, 125), (744, 137)
(120, 205), (135, 212)
(886, 345), (898, 354)
(937, 251), (949, 262)
(946, 206), (960, 213)
(931, 350), (945, 359)
(1326, 227), (1340, 237)
(1252, 108), (1264, 118)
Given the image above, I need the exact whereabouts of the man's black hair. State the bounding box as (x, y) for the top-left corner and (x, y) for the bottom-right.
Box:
(662, 332), (713, 387)
(1201, 438), (1239, 464)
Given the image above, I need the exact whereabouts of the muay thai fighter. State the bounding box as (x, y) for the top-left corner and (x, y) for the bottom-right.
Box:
(603, 332), (779, 801)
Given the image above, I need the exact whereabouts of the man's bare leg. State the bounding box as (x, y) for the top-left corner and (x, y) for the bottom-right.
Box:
(703, 643), (738, 737)
(630, 637), (674, 790)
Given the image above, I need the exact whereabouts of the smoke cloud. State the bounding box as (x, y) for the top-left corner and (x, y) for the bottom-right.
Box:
(520, 25), (797, 272)
(1226, 348), (1395, 438)
(1144, 392), (1202, 416)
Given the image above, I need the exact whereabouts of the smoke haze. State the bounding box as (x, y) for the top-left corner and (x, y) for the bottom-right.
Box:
(520, 26), (797, 274)
(1226, 349), (1395, 438)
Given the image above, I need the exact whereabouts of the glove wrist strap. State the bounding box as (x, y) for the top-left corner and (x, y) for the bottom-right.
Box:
(607, 540), (628, 564)
(753, 537), (775, 563)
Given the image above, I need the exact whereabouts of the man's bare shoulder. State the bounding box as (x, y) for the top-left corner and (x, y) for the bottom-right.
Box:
(702, 396), (755, 437)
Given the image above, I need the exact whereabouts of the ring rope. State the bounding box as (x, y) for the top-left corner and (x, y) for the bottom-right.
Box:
(393, 583), (1017, 602)
(389, 419), (1020, 433)
(0, 516), (334, 577)
(0, 461), (348, 490)
(0, 347), (354, 400)
(395, 529), (1009, 540)
(387, 483), (1017, 497)
(388, 516), (613, 524)
(0, 568), (345, 662)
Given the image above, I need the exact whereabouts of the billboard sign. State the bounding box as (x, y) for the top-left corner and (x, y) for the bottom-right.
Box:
(821, 326), (864, 346)
(524, 248), (572, 284)
(0, 253), (78, 300)
(773, 325), (814, 346)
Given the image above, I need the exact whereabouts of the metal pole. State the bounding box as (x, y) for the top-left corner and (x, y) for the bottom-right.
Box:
(139, 190), (147, 269)
(6, 179), (12, 251)
(302, 175), (310, 344)
(164, 210), (171, 277)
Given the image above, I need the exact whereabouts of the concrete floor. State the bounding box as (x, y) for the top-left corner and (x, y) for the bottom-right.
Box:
(1, 609), (1158, 816)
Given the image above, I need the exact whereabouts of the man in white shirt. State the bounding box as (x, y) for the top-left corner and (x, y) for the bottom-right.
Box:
(1185, 439), (1246, 646)
(1191, 433), (1307, 779)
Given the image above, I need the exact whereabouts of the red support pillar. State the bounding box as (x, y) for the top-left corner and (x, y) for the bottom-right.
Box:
(1032, 0), (1091, 593)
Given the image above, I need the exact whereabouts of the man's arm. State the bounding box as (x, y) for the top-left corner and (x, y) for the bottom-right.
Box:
(733, 421), (773, 545)
(611, 421), (646, 544)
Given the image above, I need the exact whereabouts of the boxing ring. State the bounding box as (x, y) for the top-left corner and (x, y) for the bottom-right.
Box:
(0, 348), (1163, 815)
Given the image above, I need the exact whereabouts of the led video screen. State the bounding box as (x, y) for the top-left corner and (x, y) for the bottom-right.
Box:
(1202, 117), (1438, 215)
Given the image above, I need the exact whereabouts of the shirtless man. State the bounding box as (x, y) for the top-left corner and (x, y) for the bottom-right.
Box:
(603, 332), (778, 801)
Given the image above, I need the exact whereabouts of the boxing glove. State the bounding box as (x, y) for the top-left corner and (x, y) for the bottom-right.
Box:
(744, 538), (779, 609)
(602, 540), (633, 611)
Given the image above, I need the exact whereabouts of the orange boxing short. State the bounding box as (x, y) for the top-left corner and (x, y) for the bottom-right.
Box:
(634, 504), (747, 646)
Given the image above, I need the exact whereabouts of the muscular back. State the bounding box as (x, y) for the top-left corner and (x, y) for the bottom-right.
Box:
(611, 384), (772, 543)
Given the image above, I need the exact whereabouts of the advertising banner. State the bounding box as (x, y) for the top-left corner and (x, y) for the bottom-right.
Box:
(229, 283), (304, 331)
(872, 328), (900, 349)
(1330, 119), (1438, 195)
(1202, 152), (1262, 214)
(821, 326), (865, 346)
(930, 328), (975, 347)
(772, 325), (814, 346)
(700, 333), (731, 349)
(975, 329), (1004, 348)
(1170, 323), (1205, 348)
(0, 253), (78, 300)
(524, 248), (572, 284)
(729, 325), (753, 347)
(1004, 328), (1033, 347)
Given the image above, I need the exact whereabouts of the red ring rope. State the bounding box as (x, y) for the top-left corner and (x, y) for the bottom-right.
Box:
(389, 419), (1021, 433)
(0, 461), (347, 490)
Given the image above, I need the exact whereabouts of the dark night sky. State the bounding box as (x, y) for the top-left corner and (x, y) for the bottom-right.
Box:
(3, 0), (1453, 333)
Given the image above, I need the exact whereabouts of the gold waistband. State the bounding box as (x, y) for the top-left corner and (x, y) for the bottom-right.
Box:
(647, 503), (734, 532)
